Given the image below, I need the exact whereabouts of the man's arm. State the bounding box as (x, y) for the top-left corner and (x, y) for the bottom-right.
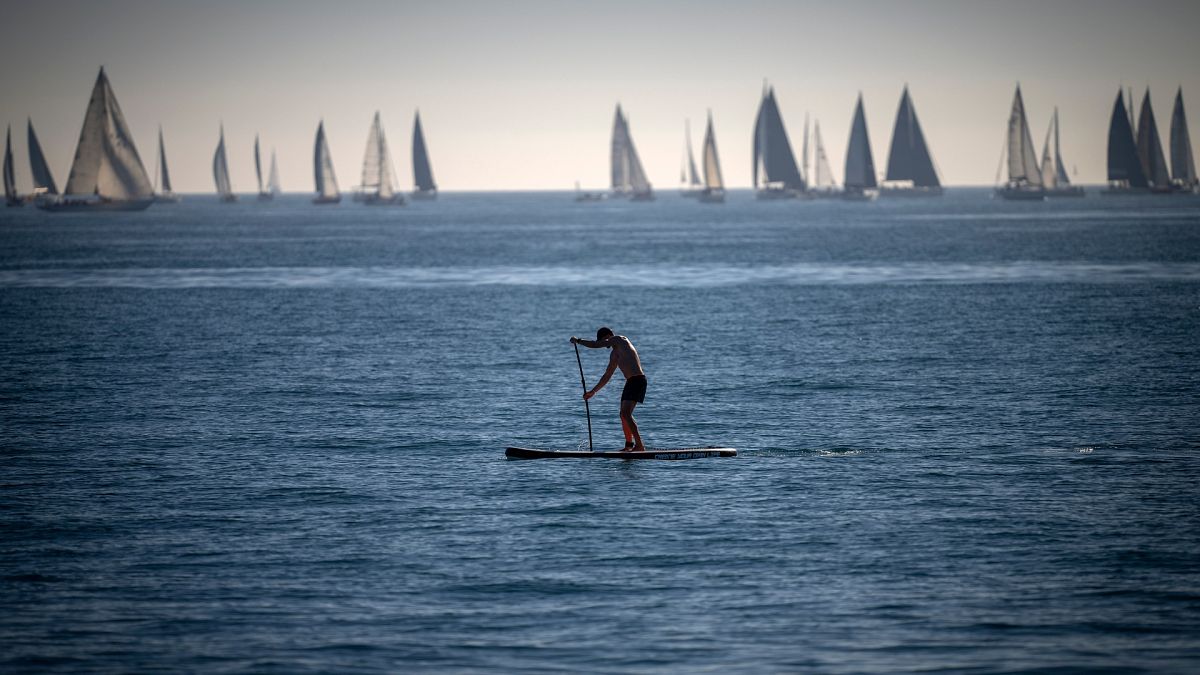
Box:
(571, 336), (609, 349)
(585, 352), (619, 400)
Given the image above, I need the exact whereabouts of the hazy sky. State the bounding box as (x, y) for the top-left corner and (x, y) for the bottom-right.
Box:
(2, 0), (1198, 192)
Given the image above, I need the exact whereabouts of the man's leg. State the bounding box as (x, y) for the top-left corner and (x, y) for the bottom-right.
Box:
(620, 408), (633, 449)
(621, 400), (643, 451)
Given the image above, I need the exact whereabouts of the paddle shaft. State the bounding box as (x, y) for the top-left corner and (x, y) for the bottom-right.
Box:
(573, 342), (594, 452)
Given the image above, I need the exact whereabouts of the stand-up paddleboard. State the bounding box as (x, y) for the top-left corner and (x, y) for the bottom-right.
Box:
(506, 446), (736, 460)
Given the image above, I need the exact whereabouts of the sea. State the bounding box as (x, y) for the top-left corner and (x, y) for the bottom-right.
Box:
(2, 189), (1199, 673)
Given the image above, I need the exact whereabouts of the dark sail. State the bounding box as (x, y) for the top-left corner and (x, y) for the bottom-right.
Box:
(1137, 91), (1170, 189)
(752, 87), (804, 190)
(27, 120), (58, 195)
(1169, 88), (1196, 186)
(844, 94), (877, 189)
(884, 86), (939, 188)
(158, 128), (173, 193)
(412, 111), (436, 193)
(3, 126), (16, 202)
(1106, 89), (1147, 188)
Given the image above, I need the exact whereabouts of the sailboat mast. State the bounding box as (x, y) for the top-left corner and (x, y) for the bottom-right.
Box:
(153, 127), (161, 193)
(802, 113), (810, 183)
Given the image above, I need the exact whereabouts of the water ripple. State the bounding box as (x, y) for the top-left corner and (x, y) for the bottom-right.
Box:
(2, 261), (1200, 288)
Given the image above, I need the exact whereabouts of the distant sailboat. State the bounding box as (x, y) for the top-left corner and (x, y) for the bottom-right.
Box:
(411, 111), (437, 200)
(4, 125), (20, 207)
(995, 85), (1045, 201)
(843, 94), (878, 201)
(881, 85), (942, 197)
(808, 120), (838, 197)
(267, 149), (281, 197)
(610, 104), (654, 200)
(698, 111), (725, 203)
(1137, 90), (1172, 193)
(357, 111), (404, 205)
(1040, 108), (1084, 198)
(1170, 88), (1198, 193)
(254, 134), (271, 201)
(27, 119), (58, 198)
(574, 180), (606, 202)
(213, 125), (236, 203)
(153, 126), (180, 203)
(679, 119), (703, 198)
(1104, 87), (1148, 194)
(313, 120), (341, 204)
(36, 68), (154, 212)
(752, 84), (805, 199)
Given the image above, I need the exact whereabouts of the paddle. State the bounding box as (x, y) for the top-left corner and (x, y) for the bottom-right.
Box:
(573, 341), (594, 452)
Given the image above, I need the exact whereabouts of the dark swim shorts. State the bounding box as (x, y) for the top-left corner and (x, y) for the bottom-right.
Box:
(621, 375), (647, 403)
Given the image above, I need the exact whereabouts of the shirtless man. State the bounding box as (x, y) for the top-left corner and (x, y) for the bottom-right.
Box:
(571, 327), (647, 452)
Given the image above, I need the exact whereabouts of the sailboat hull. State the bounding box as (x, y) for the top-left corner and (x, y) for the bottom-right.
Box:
(755, 187), (800, 200)
(841, 188), (878, 202)
(410, 189), (437, 201)
(362, 194), (406, 206)
(995, 187), (1046, 201)
(154, 193), (181, 204)
(629, 191), (655, 202)
(257, 193), (274, 202)
(313, 195), (342, 205)
(36, 197), (154, 212)
(1045, 187), (1086, 198)
(697, 189), (724, 203)
(879, 186), (944, 198)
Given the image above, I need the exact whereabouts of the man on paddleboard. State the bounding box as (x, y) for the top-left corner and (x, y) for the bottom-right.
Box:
(571, 328), (647, 452)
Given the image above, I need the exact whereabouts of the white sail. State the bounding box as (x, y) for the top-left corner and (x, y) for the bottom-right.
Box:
(268, 150), (281, 194)
(684, 119), (701, 187)
(1040, 120), (1057, 189)
(610, 105), (651, 196)
(212, 125), (233, 198)
(812, 121), (835, 189)
(1005, 85), (1042, 187)
(378, 117), (396, 199)
(610, 106), (630, 192)
(702, 113), (724, 190)
(62, 68), (153, 200)
(314, 121), (339, 199)
(360, 112), (397, 199)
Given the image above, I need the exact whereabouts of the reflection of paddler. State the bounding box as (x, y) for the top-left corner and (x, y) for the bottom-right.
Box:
(570, 327), (647, 452)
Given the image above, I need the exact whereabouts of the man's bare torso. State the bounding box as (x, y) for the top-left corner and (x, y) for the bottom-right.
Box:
(608, 335), (644, 378)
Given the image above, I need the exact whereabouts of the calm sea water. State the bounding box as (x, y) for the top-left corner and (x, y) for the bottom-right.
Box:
(2, 190), (1199, 673)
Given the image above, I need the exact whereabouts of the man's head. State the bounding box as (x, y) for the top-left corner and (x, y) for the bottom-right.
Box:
(596, 326), (614, 342)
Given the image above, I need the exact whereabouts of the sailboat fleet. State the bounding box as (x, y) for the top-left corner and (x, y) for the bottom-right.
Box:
(995, 84), (1086, 200)
(5, 68), (1197, 210)
(1104, 87), (1197, 194)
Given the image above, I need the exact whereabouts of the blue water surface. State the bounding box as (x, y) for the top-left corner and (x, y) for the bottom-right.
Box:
(2, 190), (1199, 673)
